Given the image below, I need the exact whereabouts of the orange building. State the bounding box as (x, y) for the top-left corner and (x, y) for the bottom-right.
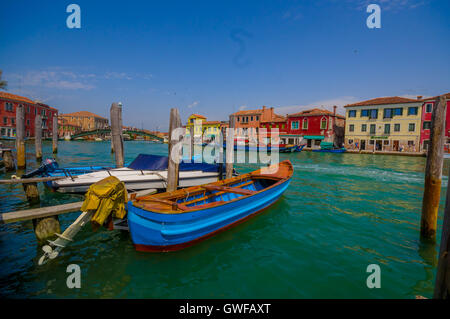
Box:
(231, 106), (284, 136)
(59, 111), (108, 132)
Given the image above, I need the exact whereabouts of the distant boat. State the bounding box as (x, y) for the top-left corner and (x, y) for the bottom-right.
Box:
(280, 144), (305, 153)
(94, 137), (103, 142)
(312, 148), (346, 153)
(127, 160), (293, 252)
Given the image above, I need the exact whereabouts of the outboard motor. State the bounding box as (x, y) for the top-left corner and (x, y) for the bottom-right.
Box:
(22, 158), (59, 178)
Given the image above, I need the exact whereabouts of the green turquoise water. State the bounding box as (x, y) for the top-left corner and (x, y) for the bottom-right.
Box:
(0, 140), (446, 298)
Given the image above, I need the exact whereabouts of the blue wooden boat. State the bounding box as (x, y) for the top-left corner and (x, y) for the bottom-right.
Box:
(127, 160), (293, 252)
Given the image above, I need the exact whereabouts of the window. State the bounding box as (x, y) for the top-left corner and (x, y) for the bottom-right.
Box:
(426, 103), (432, 113)
(383, 140), (389, 145)
(348, 139), (353, 144)
(251, 116), (253, 121)
(394, 108), (403, 116)
(256, 116), (259, 121)
(408, 141), (415, 146)
(348, 110), (356, 117)
(5, 102), (13, 112)
(361, 109), (369, 117)
(35, 108), (37, 115)
(408, 107), (418, 115)
(369, 140), (375, 145)
(422, 121), (431, 130)
(349, 124), (354, 132)
(370, 124), (376, 134)
(369, 109), (378, 119)
(302, 119), (308, 129)
(291, 121), (299, 130)
(384, 124), (390, 134)
(383, 108), (393, 119)
(361, 124), (367, 132)
(409, 123), (415, 132)
(27, 119), (30, 126)
(27, 106), (30, 113)
(394, 123), (400, 132)
(320, 118), (327, 129)
(11, 118), (15, 125)
(236, 117), (240, 122)
(3, 117), (7, 125)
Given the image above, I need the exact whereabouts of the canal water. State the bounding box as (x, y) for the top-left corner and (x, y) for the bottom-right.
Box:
(0, 140), (447, 298)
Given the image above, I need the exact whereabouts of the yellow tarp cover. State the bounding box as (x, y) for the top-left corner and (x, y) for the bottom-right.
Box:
(81, 176), (128, 226)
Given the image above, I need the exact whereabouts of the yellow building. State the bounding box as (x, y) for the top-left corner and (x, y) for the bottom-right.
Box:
(344, 97), (423, 152)
(185, 114), (221, 141)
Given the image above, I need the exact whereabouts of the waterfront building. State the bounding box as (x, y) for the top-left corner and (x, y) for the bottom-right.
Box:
(231, 106), (282, 136)
(283, 107), (345, 148)
(185, 114), (221, 142)
(419, 93), (450, 152)
(344, 97), (423, 152)
(0, 92), (58, 139)
(58, 117), (82, 138)
(259, 114), (287, 144)
(59, 111), (108, 132)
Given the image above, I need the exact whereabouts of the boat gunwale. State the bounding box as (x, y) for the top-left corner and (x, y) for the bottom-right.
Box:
(130, 160), (293, 215)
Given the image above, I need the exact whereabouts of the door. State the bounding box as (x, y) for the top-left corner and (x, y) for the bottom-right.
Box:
(393, 140), (399, 151)
(361, 140), (366, 150)
(307, 139), (312, 148)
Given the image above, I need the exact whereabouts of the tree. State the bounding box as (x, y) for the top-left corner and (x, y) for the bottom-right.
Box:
(0, 70), (7, 90)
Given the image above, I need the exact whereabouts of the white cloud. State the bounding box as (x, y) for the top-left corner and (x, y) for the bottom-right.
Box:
(9, 70), (95, 90)
(239, 105), (247, 111)
(187, 101), (199, 108)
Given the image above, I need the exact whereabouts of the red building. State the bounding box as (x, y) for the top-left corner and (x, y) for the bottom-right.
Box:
(419, 93), (450, 152)
(0, 92), (58, 139)
(283, 107), (345, 148)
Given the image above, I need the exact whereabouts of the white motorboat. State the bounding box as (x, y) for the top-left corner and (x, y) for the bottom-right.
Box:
(46, 154), (228, 193)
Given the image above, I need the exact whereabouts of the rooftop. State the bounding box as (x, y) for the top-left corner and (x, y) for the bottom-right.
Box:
(0, 92), (35, 104)
(288, 108), (345, 119)
(61, 111), (107, 120)
(189, 114), (207, 119)
(344, 96), (422, 107)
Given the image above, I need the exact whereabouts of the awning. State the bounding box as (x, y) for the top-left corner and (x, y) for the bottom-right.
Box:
(304, 136), (324, 140)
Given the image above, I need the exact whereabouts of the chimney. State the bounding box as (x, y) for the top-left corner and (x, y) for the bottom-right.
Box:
(270, 107), (274, 119)
(333, 105), (337, 116)
(417, 96), (423, 100)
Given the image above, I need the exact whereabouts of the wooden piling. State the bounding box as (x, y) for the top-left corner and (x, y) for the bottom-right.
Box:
(15, 105), (26, 169)
(110, 103), (124, 167)
(33, 216), (61, 243)
(190, 125), (194, 161)
(35, 115), (43, 161)
(52, 117), (58, 154)
(434, 161), (450, 299)
(167, 108), (181, 192)
(421, 95), (447, 241)
(23, 182), (40, 204)
(226, 115), (235, 179)
(2, 150), (15, 171)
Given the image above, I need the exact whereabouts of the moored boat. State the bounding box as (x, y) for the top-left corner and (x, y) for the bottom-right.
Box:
(45, 154), (230, 193)
(127, 160), (293, 252)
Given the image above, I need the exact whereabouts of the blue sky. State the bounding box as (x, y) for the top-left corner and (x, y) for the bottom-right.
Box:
(1, 0), (449, 131)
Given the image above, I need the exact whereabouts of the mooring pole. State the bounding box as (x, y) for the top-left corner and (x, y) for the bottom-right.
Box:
(167, 108), (181, 192)
(15, 105), (26, 169)
(110, 103), (124, 167)
(226, 115), (235, 179)
(2, 150), (15, 171)
(434, 161), (450, 299)
(52, 117), (58, 154)
(421, 95), (447, 241)
(190, 125), (194, 162)
(35, 115), (43, 161)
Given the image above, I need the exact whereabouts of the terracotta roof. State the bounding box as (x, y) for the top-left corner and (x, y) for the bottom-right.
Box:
(189, 114), (206, 119)
(231, 109), (263, 116)
(344, 96), (421, 107)
(288, 108), (345, 119)
(260, 114), (287, 123)
(0, 92), (35, 104)
(61, 111), (107, 120)
(422, 93), (450, 101)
